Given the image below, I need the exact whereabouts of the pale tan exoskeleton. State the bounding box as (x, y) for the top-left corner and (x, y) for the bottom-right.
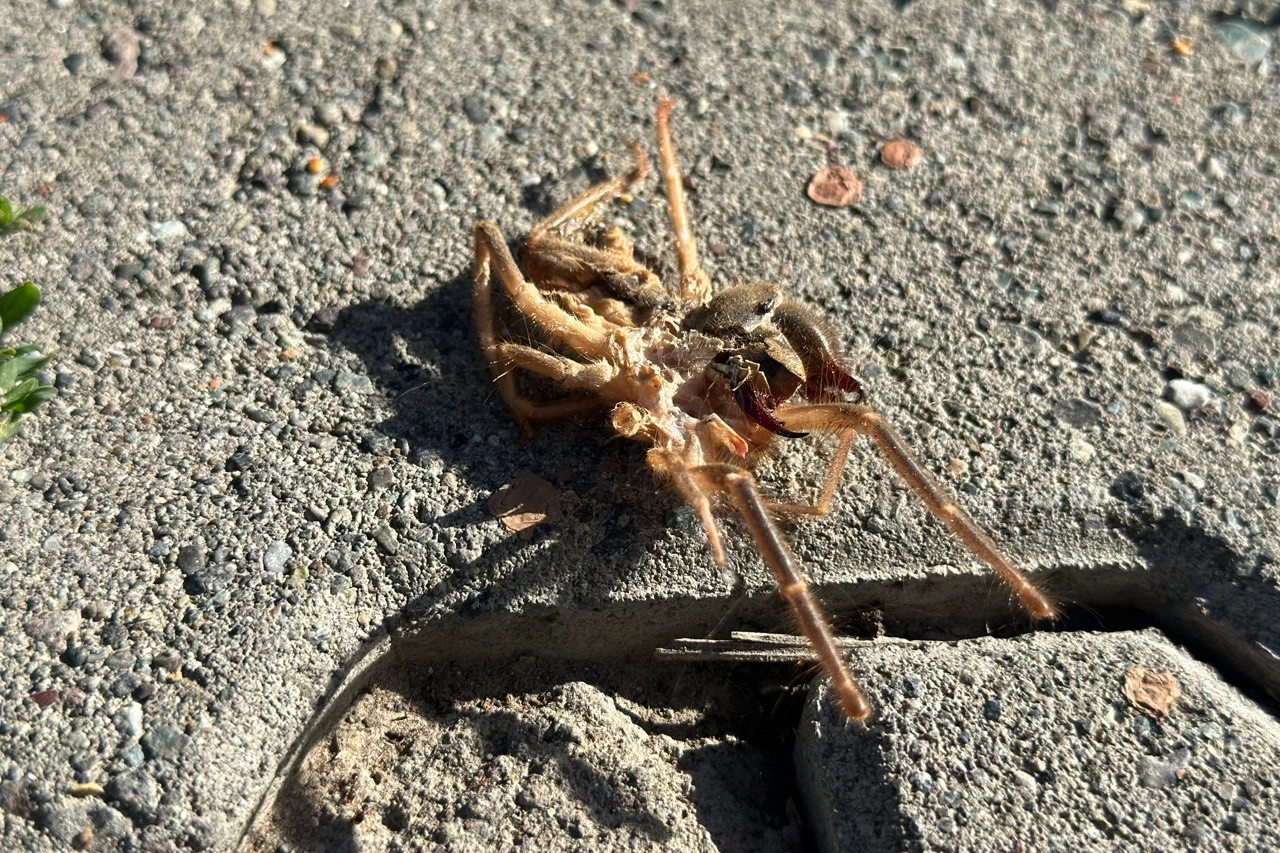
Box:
(472, 98), (1056, 721)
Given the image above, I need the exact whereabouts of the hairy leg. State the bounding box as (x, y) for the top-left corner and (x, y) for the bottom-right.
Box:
(651, 454), (871, 721)
(655, 97), (711, 303)
(692, 463), (872, 721)
(473, 222), (613, 433)
(474, 222), (609, 357)
(768, 432), (856, 519)
(776, 402), (1058, 621)
(521, 143), (667, 313)
(528, 143), (649, 239)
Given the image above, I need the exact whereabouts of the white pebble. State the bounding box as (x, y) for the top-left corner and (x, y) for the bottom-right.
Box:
(149, 220), (188, 242)
(116, 702), (143, 740)
(1067, 435), (1096, 462)
(1166, 379), (1213, 410)
(263, 540), (292, 574)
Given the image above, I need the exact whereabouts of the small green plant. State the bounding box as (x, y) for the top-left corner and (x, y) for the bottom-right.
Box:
(0, 196), (47, 237)
(1, 193), (55, 441)
(0, 281), (56, 440)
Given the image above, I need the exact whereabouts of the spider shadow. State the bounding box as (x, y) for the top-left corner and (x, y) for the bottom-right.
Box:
(325, 268), (689, 620)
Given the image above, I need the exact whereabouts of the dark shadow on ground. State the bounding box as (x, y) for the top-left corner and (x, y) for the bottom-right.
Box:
(324, 269), (698, 620)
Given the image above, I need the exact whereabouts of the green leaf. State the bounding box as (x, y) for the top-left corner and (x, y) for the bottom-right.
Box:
(6, 382), (56, 413)
(0, 349), (48, 387)
(0, 282), (41, 334)
(16, 206), (47, 225)
(1, 377), (37, 408)
(0, 197), (47, 236)
(0, 418), (20, 441)
(0, 358), (17, 390)
(20, 385), (57, 408)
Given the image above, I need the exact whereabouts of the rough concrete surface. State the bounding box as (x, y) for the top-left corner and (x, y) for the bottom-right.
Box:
(1, 0), (1278, 850)
(799, 630), (1280, 853)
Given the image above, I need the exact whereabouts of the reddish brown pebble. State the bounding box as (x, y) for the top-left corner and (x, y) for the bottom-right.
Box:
(806, 165), (862, 207)
(1171, 38), (1193, 56)
(31, 689), (60, 708)
(306, 157), (324, 173)
(881, 139), (923, 170)
(319, 174), (339, 189)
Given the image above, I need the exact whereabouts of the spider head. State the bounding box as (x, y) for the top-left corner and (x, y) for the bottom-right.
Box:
(685, 284), (809, 438)
(685, 283), (866, 437)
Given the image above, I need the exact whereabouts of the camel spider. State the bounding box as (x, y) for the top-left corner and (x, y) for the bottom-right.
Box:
(472, 98), (1056, 721)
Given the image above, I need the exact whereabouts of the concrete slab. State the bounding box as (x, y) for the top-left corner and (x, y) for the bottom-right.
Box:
(797, 630), (1280, 853)
(0, 0), (1277, 850)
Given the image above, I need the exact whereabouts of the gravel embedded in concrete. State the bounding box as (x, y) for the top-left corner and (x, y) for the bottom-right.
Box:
(798, 630), (1280, 853)
(0, 0), (1277, 850)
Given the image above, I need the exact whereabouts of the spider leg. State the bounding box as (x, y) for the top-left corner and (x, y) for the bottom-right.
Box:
(683, 462), (872, 721)
(599, 225), (636, 258)
(528, 143), (649, 239)
(767, 432), (856, 519)
(474, 222), (609, 357)
(655, 97), (711, 304)
(521, 144), (667, 313)
(485, 342), (617, 427)
(776, 402), (1058, 621)
(473, 222), (613, 434)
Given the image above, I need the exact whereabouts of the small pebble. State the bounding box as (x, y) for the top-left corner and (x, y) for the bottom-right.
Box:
(118, 744), (145, 768)
(141, 725), (188, 760)
(806, 165), (862, 207)
(367, 466), (394, 490)
(104, 770), (160, 822)
(372, 525), (399, 555)
(333, 371), (374, 395)
(1112, 471), (1146, 502)
(881, 138), (923, 169)
(910, 770), (935, 792)
(1067, 435), (1096, 462)
(308, 307), (340, 332)
(296, 122), (330, 147)
(263, 540), (292, 574)
(1166, 379), (1213, 410)
(148, 220), (188, 242)
(462, 96), (489, 124)
(225, 453), (253, 473)
(1156, 401), (1187, 435)
(115, 702), (143, 741)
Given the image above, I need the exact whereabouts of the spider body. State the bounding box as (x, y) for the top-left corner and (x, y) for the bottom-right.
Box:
(473, 98), (1055, 721)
